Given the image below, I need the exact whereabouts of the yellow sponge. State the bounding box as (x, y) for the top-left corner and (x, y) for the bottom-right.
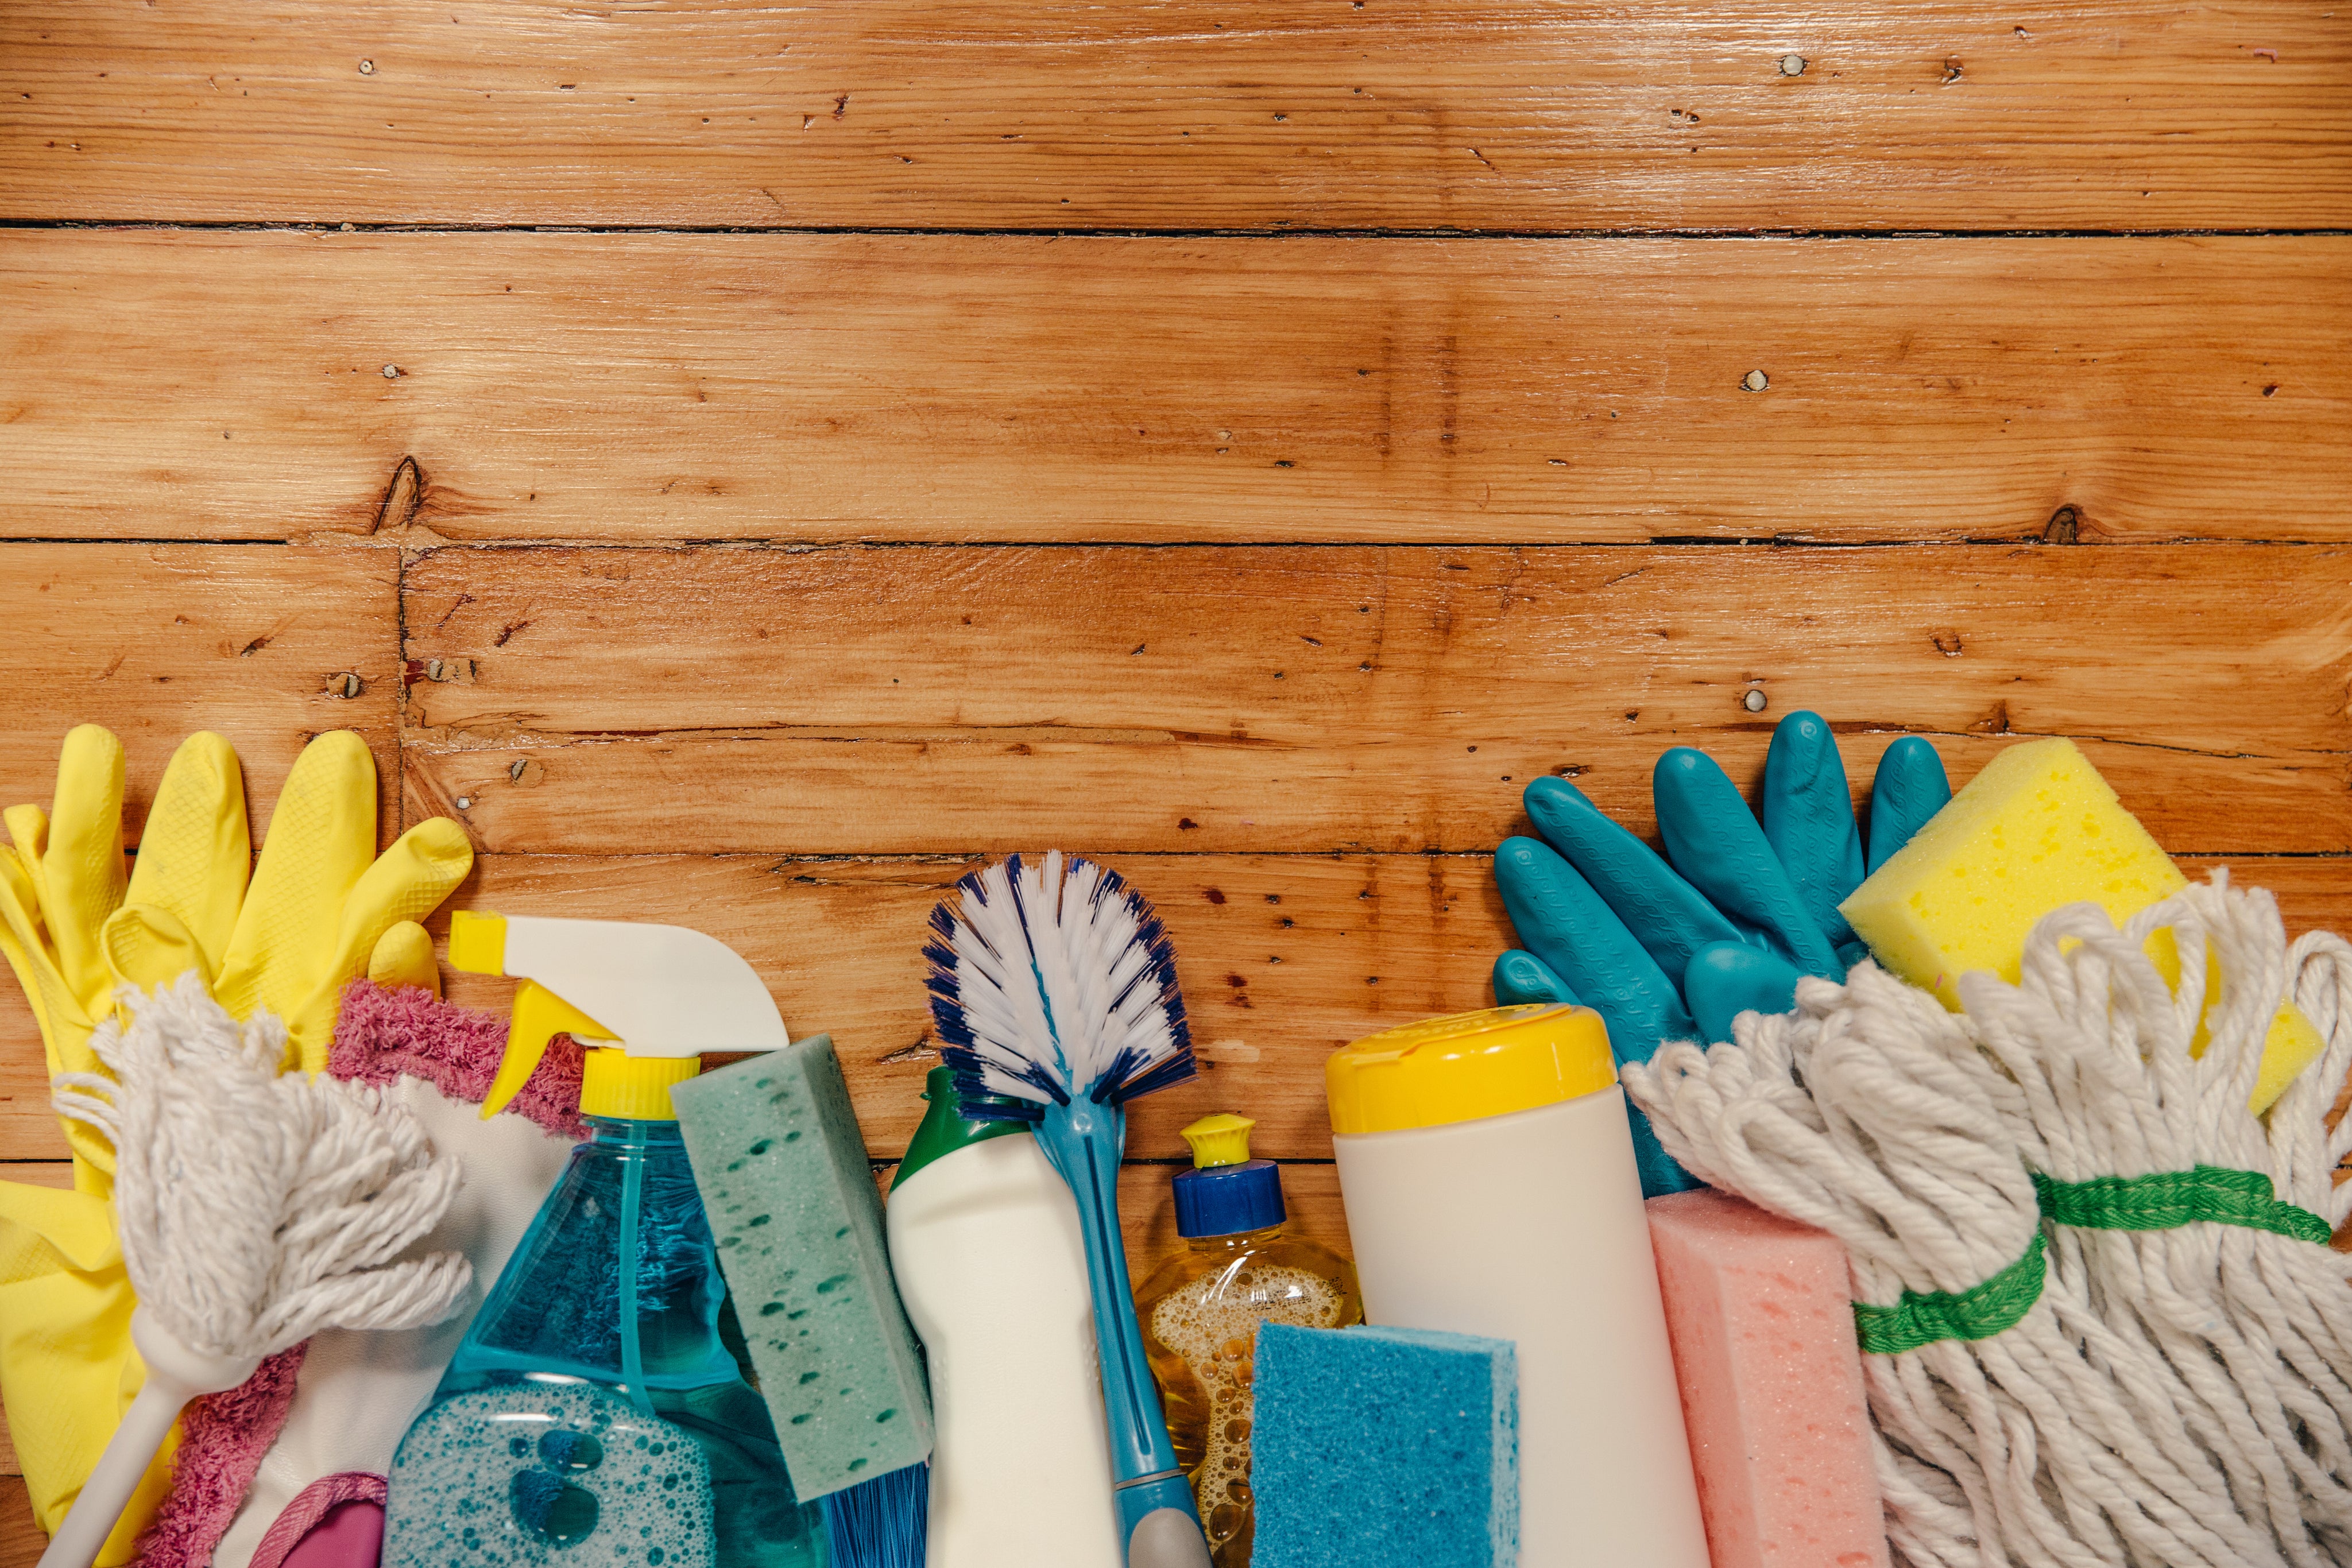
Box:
(1840, 737), (2322, 1113)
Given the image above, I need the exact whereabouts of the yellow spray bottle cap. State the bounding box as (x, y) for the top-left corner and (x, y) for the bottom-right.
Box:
(1181, 1113), (1257, 1170)
(448, 909), (788, 1121)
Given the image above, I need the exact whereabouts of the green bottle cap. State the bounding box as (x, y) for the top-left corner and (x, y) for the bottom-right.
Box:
(892, 1064), (1029, 1192)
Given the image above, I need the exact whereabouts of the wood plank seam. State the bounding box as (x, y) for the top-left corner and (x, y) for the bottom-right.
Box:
(14, 223), (2352, 238)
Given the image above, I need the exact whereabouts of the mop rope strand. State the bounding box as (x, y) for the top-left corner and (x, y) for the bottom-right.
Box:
(52, 972), (471, 1360)
(1625, 875), (2352, 1568)
(37, 974), (473, 1568)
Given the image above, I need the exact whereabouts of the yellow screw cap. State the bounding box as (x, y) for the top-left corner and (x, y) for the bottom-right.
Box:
(1325, 1004), (1615, 1136)
(582, 1049), (700, 1121)
(1181, 1113), (1256, 1169)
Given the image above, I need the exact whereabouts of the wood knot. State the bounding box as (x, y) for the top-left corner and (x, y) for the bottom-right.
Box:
(372, 456), (425, 533)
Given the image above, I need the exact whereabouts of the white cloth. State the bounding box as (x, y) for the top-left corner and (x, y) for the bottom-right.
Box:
(210, 1077), (574, 1568)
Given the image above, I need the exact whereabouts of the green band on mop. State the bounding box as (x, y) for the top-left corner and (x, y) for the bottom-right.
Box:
(1851, 1166), (2331, 1356)
(1852, 1229), (2047, 1356)
(2032, 1165), (2331, 1245)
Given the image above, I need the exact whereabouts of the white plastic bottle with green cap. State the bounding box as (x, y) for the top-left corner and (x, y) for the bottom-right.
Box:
(885, 1064), (1123, 1568)
(1325, 1002), (1708, 1568)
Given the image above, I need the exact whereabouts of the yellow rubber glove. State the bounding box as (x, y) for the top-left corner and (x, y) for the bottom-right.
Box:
(0, 725), (130, 1194)
(0, 726), (165, 1563)
(102, 728), (471, 1074)
(0, 1182), (176, 1566)
(0, 727), (472, 1556)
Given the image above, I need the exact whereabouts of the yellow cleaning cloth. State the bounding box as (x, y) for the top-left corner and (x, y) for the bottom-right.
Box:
(1840, 737), (2323, 1113)
(0, 726), (471, 1555)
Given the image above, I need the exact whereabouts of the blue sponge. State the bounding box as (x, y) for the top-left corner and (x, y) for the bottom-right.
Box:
(1251, 1322), (1518, 1568)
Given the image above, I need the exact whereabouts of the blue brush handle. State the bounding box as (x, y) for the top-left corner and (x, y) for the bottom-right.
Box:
(1119, 1474), (1213, 1568)
(1034, 1098), (1206, 1561)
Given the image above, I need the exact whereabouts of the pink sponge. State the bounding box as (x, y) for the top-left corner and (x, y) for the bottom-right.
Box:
(1647, 1189), (1887, 1568)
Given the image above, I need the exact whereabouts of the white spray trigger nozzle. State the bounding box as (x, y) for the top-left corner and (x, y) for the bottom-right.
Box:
(450, 911), (788, 1117)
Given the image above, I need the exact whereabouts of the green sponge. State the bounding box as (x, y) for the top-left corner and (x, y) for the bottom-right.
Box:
(673, 1035), (933, 1499)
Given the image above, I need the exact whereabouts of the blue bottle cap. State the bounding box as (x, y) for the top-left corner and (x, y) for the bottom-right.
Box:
(1173, 1159), (1287, 1238)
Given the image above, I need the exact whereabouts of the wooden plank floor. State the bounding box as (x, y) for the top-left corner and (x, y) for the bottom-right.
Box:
(1, 0), (2347, 1555)
(6, 233), (2347, 543)
(7, 1), (2348, 230)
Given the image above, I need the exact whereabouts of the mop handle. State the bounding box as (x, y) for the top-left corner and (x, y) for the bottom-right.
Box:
(37, 1310), (260, 1568)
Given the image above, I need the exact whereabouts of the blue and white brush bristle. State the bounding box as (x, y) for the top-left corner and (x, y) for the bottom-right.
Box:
(926, 851), (1195, 1121)
(821, 1462), (929, 1568)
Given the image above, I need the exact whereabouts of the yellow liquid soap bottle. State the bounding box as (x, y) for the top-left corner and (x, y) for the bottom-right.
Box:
(1137, 1114), (1363, 1567)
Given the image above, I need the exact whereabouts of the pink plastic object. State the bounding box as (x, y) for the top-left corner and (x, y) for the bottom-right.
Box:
(252, 1473), (388, 1568)
(1647, 1188), (1889, 1568)
(275, 1500), (384, 1568)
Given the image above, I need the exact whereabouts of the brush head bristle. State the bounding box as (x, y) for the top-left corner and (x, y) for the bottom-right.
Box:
(927, 851), (1195, 1122)
(819, 1461), (930, 1568)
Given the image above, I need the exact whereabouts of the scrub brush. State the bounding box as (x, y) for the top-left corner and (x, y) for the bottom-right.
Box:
(927, 851), (1212, 1568)
(822, 1461), (930, 1568)
(37, 974), (470, 1568)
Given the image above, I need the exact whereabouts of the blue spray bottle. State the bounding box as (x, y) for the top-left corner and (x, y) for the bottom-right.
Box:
(382, 912), (826, 1568)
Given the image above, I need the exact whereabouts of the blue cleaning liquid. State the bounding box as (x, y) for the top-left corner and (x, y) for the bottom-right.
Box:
(386, 1118), (827, 1568)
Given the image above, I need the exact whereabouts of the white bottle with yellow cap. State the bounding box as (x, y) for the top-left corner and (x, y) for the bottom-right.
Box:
(1325, 1004), (1708, 1568)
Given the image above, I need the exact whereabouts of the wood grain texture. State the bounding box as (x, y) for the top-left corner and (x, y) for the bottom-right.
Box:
(0, 1164), (74, 1194)
(400, 543), (2352, 857)
(9, 851), (2342, 1164)
(3, 1), (2346, 231)
(0, 544), (399, 1161)
(3, 0), (2349, 1549)
(0, 545), (401, 840)
(7, 231), (2348, 544)
(0, 1475), (35, 1566)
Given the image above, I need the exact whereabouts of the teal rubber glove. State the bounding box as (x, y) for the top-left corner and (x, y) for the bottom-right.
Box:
(1492, 712), (1950, 1195)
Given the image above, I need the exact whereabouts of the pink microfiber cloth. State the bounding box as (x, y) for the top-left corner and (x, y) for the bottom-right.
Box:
(126, 1348), (307, 1568)
(132, 981), (585, 1568)
(327, 980), (586, 1143)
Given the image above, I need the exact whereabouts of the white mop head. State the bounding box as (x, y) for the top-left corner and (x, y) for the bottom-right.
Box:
(53, 973), (471, 1362)
(1626, 876), (2352, 1568)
